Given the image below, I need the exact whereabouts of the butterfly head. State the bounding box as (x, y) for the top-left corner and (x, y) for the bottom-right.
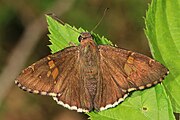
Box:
(78, 32), (93, 42)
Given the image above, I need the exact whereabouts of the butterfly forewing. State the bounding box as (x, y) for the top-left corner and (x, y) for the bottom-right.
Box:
(100, 45), (168, 88)
(15, 46), (78, 95)
(15, 46), (93, 112)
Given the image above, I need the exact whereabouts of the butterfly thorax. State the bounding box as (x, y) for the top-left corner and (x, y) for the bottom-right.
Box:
(79, 35), (99, 100)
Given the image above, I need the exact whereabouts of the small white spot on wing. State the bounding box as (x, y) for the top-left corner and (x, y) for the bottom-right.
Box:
(40, 91), (47, 95)
(17, 83), (22, 87)
(27, 88), (32, 92)
(128, 88), (137, 92)
(138, 86), (145, 90)
(153, 81), (158, 84)
(146, 84), (152, 87)
(15, 80), (18, 84)
(57, 93), (61, 96)
(33, 90), (40, 94)
(21, 86), (26, 90)
(48, 93), (57, 96)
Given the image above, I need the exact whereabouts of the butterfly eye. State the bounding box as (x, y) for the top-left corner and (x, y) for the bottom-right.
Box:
(78, 36), (83, 42)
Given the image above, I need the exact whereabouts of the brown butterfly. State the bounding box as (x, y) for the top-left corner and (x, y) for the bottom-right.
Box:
(15, 32), (169, 112)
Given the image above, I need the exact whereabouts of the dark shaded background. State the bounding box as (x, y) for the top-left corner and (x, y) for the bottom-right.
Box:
(0, 0), (152, 120)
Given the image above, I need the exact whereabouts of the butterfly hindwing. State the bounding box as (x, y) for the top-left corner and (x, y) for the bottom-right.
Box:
(52, 63), (92, 112)
(93, 45), (169, 111)
(49, 46), (93, 112)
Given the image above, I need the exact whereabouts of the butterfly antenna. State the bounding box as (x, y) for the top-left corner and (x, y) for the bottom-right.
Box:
(91, 8), (109, 32)
(46, 13), (65, 25)
(46, 13), (81, 34)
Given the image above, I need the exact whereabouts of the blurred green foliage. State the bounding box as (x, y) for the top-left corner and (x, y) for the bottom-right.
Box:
(145, 0), (180, 113)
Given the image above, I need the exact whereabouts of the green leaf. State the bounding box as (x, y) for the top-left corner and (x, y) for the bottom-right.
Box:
(46, 15), (112, 53)
(145, 0), (180, 113)
(88, 85), (174, 120)
(46, 3), (175, 119)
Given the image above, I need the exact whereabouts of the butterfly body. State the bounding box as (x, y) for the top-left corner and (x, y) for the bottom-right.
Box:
(15, 32), (169, 112)
(79, 36), (99, 100)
